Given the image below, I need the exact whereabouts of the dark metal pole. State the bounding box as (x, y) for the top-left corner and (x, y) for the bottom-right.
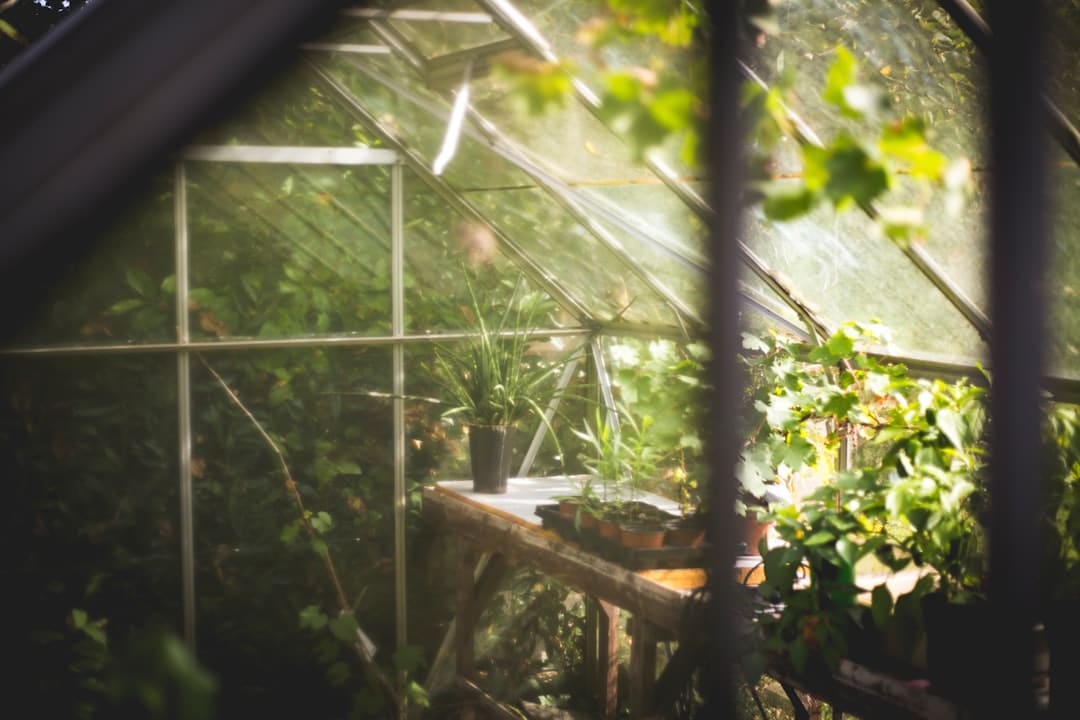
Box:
(704, 0), (741, 716)
(987, 0), (1047, 716)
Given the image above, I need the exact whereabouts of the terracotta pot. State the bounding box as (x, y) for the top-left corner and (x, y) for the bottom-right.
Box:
(597, 515), (621, 541)
(579, 509), (599, 530)
(619, 523), (666, 549)
(740, 508), (772, 555)
(665, 524), (705, 548)
(558, 500), (580, 519)
(469, 424), (514, 494)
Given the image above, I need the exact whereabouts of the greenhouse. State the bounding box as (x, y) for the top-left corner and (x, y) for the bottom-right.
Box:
(0, 0), (1077, 718)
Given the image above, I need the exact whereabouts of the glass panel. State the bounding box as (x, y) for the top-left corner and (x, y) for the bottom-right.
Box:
(898, 173), (989, 320)
(469, 73), (657, 184)
(1047, 3), (1080, 133)
(192, 65), (377, 147)
(469, 186), (676, 325)
(2, 355), (181, 714)
(743, 188), (986, 358)
(387, 0), (509, 59)
(581, 182), (706, 266)
(320, 49), (537, 191)
(402, 171), (574, 332)
(737, 263), (812, 339)
(1048, 166), (1080, 376)
(191, 347), (393, 717)
(12, 167), (176, 347)
(753, 0), (987, 163)
(185, 162), (393, 338)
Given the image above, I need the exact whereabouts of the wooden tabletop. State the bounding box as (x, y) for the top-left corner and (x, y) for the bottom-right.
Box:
(423, 478), (706, 634)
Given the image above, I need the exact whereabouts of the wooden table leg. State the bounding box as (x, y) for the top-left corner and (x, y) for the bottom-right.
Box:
(457, 545), (480, 720)
(597, 600), (620, 720)
(629, 616), (657, 719)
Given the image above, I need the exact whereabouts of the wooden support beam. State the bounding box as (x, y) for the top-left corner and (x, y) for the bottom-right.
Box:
(457, 545), (481, 720)
(455, 677), (525, 720)
(629, 618), (657, 719)
(597, 600), (620, 720)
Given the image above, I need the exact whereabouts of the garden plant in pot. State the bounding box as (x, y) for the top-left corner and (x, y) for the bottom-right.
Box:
(433, 276), (567, 494)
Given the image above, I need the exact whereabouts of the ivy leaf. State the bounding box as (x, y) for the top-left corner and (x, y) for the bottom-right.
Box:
(763, 185), (818, 220)
(125, 268), (156, 299)
(826, 330), (855, 359)
(823, 141), (890, 209)
(780, 434), (816, 471)
(823, 46), (859, 116)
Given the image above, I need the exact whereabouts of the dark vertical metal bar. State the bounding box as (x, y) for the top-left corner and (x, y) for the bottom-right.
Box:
(987, 0), (1047, 715)
(704, 1), (740, 717)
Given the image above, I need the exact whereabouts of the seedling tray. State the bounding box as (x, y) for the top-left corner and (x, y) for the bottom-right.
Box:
(534, 504), (708, 570)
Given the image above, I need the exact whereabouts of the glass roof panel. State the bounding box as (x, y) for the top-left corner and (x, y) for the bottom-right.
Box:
(742, 184), (986, 358)
(386, 0), (510, 59)
(14, 168), (176, 347)
(1047, 3), (1080, 130)
(468, 73), (657, 184)
(402, 170), (578, 333)
(185, 162), (393, 338)
(467, 186), (676, 326)
(751, 0), (987, 164)
(317, 50), (537, 191)
(1047, 165), (1080, 377)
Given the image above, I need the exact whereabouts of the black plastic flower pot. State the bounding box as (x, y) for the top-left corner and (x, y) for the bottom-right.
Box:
(921, 592), (993, 702)
(468, 424), (514, 494)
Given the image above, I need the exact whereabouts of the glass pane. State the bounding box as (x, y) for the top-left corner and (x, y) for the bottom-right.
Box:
(2, 355), (181, 714)
(469, 73), (657, 184)
(13, 167), (176, 346)
(402, 171), (574, 333)
(192, 65), (375, 147)
(191, 347), (394, 716)
(743, 191), (986, 358)
(469, 186), (676, 325)
(1047, 3), (1080, 132)
(387, 0), (509, 59)
(319, 49), (536, 191)
(752, 0), (986, 163)
(1048, 166), (1080, 376)
(186, 162), (392, 338)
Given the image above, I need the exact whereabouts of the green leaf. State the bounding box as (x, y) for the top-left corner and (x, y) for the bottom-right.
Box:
(328, 613), (359, 643)
(823, 142), (890, 209)
(125, 267), (156, 299)
(781, 434), (816, 471)
(935, 408), (965, 449)
(299, 605), (328, 630)
(108, 298), (144, 315)
(804, 530), (836, 546)
(393, 644), (427, 674)
(826, 331), (855, 359)
(763, 185), (818, 220)
(71, 608), (88, 630)
(871, 583), (893, 630)
(823, 47), (860, 117)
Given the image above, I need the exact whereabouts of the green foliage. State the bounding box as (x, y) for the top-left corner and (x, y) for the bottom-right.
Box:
(749, 46), (971, 243)
(433, 272), (568, 428)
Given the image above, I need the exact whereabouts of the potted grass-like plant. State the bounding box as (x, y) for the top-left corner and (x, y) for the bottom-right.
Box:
(433, 276), (567, 493)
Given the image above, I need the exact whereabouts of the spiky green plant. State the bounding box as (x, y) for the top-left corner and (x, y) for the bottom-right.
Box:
(433, 276), (564, 429)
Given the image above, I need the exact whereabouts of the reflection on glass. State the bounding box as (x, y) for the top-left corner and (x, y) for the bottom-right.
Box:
(743, 185), (986, 358)
(186, 162), (393, 338)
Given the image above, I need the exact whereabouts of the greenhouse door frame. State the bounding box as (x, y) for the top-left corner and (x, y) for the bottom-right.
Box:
(175, 145), (408, 654)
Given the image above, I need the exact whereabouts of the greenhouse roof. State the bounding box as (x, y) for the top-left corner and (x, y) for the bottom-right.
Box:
(2, 0), (1079, 389)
